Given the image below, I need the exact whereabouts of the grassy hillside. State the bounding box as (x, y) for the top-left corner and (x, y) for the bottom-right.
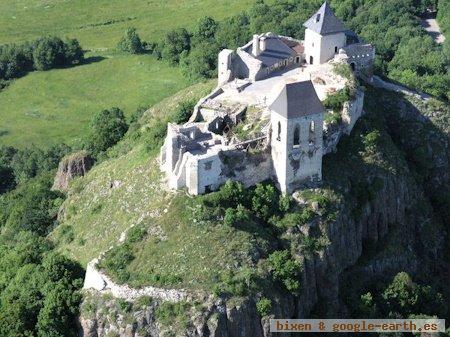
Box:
(0, 0), (254, 148)
(51, 81), (215, 265)
(0, 0), (254, 49)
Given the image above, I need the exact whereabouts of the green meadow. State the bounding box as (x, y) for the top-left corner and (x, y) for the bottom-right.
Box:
(0, 0), (254, 148)
(0, 0), (254, 49)
(0, 52), (189, 148)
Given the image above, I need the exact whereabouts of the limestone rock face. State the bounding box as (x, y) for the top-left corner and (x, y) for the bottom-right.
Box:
(52, 151), (94, 192)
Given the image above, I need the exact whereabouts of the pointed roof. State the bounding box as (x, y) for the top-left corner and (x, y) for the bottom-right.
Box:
(270, 80), (324, 119)
(303, 2), (347, 36)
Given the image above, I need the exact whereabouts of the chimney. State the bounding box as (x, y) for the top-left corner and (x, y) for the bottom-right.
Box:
(252, 34), (260, 57)
(260, 36), (267, 52)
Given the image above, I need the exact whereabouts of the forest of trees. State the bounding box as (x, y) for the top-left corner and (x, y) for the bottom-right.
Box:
(0, 36), (84, 87)
(0, 145), (83, 336)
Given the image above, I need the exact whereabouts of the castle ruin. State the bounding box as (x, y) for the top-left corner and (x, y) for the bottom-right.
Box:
(160, 2), (375, 195)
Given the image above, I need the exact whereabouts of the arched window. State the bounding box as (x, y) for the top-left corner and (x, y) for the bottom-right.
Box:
(293, 125), (300, 147)
(334, 46), (338, 53)
(277, 121), (281, 141)
(309, 121), (315, 133)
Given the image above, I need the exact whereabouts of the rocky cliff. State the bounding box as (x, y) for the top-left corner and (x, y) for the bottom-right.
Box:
(77, 87), (448, 337)
(53, 151), (94, 192)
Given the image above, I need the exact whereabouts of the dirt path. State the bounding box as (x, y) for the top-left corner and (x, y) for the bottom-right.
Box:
(421, 16), (446, 44)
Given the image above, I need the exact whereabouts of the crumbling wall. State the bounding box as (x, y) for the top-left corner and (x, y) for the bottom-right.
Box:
(185, 145), (273, 195)
(219, 147), (272, 188)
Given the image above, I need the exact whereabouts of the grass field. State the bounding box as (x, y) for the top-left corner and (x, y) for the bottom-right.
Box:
(0, 0), (254, 49)
(0, 52), (190, 148)
(0, 0), (254, 148)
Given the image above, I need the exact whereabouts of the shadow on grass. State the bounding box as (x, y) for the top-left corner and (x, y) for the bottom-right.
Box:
(81, 55), (107, 65)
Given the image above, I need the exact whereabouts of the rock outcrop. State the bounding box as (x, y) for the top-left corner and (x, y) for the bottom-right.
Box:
(52, 151), (94, 192)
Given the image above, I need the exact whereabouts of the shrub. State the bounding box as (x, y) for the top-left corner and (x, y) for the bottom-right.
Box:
(268, 250), (301, 294)
(203, 180), (249, 209)
(156, 301), (190, 329)
(172, 100), (196, 124)
(126, 224), (147, 243)
(256, 297), (272, 317)
(99, 244), (134, 283)
(116, 299), (133, 313)
(223, 205), (250, 227)
(323, 87), (351, 112)
(213, 268), (257, 297)
(144, 118), (168, 153)
(333, 63), (353, 80)
(278, 195), (292, 213)
(363, 130), (381, 152)
(117, 27), (143, 54)
(252, 183), (279, 221)
(85, 107), (129, 156)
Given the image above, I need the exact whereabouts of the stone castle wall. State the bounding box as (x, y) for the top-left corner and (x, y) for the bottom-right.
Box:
(185, 145), (273, 195)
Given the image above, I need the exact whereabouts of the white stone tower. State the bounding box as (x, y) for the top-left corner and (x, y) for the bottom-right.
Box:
(303, 1), (348, 65)
(270, 80), (324, 194)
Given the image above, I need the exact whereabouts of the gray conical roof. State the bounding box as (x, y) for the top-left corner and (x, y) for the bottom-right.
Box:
(303, 2), (347, 35)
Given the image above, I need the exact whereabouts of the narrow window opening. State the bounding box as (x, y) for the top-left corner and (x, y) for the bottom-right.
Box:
(316, 14), (321, 22)
(334, 46), (338, 53)
(293, 125), (300, 148)
(309, 121), (315, 145)
(309, 56), (314, 65)
(277, 121), (281, 141)
(350, 62), (356, 71)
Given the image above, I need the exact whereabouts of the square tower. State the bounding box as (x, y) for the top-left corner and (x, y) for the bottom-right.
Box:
(303, 1), (348, 65)
(270, 80), (324, 194)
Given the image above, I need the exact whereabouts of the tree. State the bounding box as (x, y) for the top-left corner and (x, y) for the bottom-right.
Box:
(194, 16), (218, 42)
(85, 107), (129, 155)
(32, 37), (66, 71)
(0, 165), (15, 193)
(180, 42), (220, 80)
(216, 14), (251, 49)
(161, 28), (190, 64)
(117, 27), (143, 54)
(63, 38), (84, 64)
(2, 173), (63, 236)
